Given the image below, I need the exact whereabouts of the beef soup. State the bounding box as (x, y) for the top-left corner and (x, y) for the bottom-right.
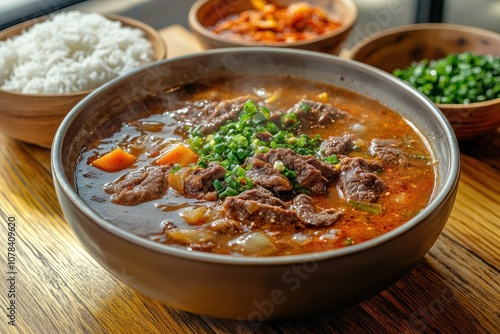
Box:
(76, 75), (435, 256)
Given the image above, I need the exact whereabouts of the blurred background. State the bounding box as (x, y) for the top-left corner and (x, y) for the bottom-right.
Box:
(1, 0), (499, 48)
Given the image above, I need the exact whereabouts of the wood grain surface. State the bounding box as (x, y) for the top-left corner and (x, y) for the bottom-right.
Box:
(0, 25), (499, 334)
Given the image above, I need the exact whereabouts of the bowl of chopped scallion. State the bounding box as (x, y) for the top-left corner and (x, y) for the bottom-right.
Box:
(348, 23), (500, 140)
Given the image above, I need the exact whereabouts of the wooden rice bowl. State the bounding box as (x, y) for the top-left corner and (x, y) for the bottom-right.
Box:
(0, 13), (167, 148)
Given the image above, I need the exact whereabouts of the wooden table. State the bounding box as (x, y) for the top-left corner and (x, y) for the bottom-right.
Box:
(1, 25), (499, 334)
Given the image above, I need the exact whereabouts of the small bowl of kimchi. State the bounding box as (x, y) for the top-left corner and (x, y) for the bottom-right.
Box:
(188, 0), (358, 55)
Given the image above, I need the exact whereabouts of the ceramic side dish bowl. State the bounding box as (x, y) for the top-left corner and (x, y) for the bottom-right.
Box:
(0, 13), (167, 148)
(189, 0), (358, 55)
(52, 48), (460, 320)
(349, 23), (500, 140)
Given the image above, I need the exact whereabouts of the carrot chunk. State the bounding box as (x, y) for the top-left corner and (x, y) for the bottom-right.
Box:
(91, 147), (136, 172)
(155, 144), (199, 167)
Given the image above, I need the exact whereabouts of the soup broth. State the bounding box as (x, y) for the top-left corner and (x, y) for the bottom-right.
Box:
(76, 75), (435, 256)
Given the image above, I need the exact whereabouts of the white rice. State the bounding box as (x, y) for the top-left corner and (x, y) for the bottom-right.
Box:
(0, 11), (155, 94)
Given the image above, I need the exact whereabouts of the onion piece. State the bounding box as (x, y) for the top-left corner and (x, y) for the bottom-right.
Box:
(253, 87), (271, 98)
(393, 192), (407, 203)
(265, 89), (282, 104)
(180, 206), (223, 226)
(168, 168), (191, 192)
(318, 229), (340, 241)
(291, 232), (313, 246)
(166, 228), (214, 245)
(244, 201), (260, 214)
(228, 232), (276, 256)
(180, 206), (209, 225)
(205, 219), (242, 234)
(350, 123), (366, 133)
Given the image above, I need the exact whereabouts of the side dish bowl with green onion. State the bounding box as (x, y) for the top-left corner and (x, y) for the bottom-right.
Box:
(349, 23), (500, 140)
(392, 53), (499, 105)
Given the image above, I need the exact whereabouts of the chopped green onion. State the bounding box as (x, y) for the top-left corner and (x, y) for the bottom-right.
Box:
(253, 106), (271, 124)
(260, 106), (271, 119)
(348, 201), (383, 215)
(213, 179), (224, 192)
(256, 146), (270, 154)
(219, 186), (240, 198)
(297, 188), (311, 195)
(299, 101), (311, 112)
(325, 155), (338, 164)
(232, 165), (246, 177)
(342, 238), (353, 246)
(281, 113), (298, 130)
(393, 52), (500, 104)
(243, 99), (259, 115)
(187, 99), (331, 198)
(283, 167), (297, 180)
(170, 164), (182, 173)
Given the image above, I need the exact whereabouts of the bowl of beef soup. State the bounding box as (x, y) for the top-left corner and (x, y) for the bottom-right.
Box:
(52, 48), (460, 319)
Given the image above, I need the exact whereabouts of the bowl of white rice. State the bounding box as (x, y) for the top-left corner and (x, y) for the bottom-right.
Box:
(0, 11), (166, 148)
